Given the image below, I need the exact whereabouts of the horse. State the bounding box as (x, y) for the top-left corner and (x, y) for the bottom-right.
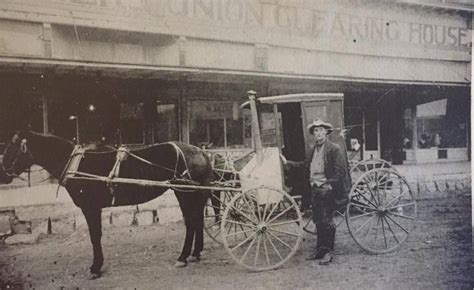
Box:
(0, 130), (213, 279)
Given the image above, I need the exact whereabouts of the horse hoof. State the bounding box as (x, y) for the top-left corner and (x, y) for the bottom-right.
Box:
(187, 256), (200, 263)
(174, 261), (187, 268)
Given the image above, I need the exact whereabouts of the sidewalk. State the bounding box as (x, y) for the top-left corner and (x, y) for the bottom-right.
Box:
(393, 161), (471, 198)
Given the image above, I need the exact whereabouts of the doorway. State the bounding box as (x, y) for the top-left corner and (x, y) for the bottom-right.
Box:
(279, 103), (305, 161)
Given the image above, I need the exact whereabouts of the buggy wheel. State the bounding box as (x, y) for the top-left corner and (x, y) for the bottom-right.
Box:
(211, 152), (239, 183)
(346, 168), (417, 254)
(221, 187), (303, 271)
(302, 211), (316, 235)
(204, 190), (237, 244)
(350, 158), (394, 181)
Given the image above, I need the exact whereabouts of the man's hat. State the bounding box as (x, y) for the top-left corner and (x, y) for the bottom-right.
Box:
(307, 118), (333, 134)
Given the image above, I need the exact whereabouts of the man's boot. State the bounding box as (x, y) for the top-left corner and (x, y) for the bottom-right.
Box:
(306, 224), (326, 260)
(327, 225), (336, 251)
(319, 226), (335, 265)
(318, 251), (333, 265)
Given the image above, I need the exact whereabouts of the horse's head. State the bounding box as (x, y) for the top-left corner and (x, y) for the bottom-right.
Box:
(1, 130), (34, 182)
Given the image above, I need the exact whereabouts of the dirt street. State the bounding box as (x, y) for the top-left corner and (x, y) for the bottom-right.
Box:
(1, 189), (472, 289)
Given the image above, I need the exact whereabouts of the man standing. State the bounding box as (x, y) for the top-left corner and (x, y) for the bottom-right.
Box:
(285, 118), (351, 265)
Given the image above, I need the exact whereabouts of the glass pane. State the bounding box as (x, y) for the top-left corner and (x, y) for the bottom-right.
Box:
(154, 103), (177, 143)
(226, 119), (244, 148)
(190, 100), (246, 148)
(365, 111), (378, 151)
(120, 119), (143, 144)
(416, 97), (467, 149)
(344, 107), (363, 162)
(120, 103), (144, 144)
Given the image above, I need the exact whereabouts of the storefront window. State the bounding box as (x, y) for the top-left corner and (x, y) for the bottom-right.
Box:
(189, 100), (246, 149)
(364, 111), (378, 151)
(344, 107), (363, 162)
(416, 98), (467, 149)
(153, 102), (178, 143)
(120, 102), (144, 144)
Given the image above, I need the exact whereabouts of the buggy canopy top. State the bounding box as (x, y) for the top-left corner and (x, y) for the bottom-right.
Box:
(240, 93), (344, 108)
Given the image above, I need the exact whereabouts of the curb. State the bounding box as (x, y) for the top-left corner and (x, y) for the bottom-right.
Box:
(412, 176), (471, 199)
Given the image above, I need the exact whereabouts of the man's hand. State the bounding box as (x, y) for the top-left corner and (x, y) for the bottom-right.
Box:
(321, 183), (332, 191)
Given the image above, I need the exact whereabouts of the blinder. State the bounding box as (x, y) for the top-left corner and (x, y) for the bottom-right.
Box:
(3, 135), (34, 177)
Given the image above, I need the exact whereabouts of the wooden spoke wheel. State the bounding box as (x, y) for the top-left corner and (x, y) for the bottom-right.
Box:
(221, 187), (303, 271)
(212, 153), (239, 183)
(346, 168), (417, 254)
(204, 190), (237, 244)
(302, 211), (316, 235)
(350, 158), (395, 182)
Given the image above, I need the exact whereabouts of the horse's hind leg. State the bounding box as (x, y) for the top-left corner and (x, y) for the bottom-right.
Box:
(175, 192), (194, 267)
(210, 190), (221, 224)
(176, 216), (195, 267)
(81, 206), (104, 278)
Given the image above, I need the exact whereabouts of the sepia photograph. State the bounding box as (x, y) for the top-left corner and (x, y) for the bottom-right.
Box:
(0, 0), (472, 288)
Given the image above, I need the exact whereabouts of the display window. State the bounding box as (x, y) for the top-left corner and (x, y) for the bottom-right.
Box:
(153, 102), (178, 143)
(416, 98), (468, 149)
(189, 100), (248, 149)
(120, 102), (144, 144)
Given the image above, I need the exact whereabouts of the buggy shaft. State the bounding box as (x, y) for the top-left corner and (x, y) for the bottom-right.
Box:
(64, 175), (242, 192)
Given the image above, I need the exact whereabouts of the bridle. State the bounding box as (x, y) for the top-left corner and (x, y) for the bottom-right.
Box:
(2, 136), (34, 179)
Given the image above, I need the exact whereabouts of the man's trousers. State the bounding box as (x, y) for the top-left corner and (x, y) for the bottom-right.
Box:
(311, 184), (336, 252)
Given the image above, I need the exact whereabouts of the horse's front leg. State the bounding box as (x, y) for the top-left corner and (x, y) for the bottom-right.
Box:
(191, 192), (208, 260)
(81, 206), (104, 279)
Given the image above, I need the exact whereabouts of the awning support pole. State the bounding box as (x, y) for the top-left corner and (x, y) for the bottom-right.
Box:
(247, 90), (263, 162)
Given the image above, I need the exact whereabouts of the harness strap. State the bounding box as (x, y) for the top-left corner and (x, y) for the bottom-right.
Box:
(165, 142), (192, 180)
(125, 149), (177, 174)
(107, 147), (128, 205)
(59, 142), (198, 200)
(58, 145), (86, 187)
(57, 145), (86, 198)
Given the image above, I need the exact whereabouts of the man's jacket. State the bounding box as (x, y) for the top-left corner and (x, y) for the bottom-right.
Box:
(286, 139), (352, 206)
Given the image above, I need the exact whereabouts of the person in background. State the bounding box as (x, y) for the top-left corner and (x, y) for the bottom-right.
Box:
(419, 133), (431, 148)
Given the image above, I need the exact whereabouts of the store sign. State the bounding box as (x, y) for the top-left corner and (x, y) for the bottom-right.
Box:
(42, 0), (471, 48)
(192, 100), (236, 120)
(165, 1), (470, 48)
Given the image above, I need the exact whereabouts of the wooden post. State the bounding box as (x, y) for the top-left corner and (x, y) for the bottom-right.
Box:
(362, 111), (366, 160)
(273, 104), (282, 150)
(248, 90), (263, 161)
(47, 217), (52, 234)
(223, 117), (227, 147)
(412, 106), (418, 162)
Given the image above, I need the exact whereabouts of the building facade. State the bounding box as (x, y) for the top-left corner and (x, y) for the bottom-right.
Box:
(0, 0), (471, 164)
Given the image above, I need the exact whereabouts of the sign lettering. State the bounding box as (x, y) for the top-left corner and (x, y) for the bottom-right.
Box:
(40, 0), (474, 48)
